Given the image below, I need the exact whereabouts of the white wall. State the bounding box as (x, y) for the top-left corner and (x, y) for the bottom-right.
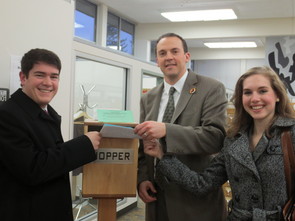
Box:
(135, 18), (295, 41)
(134, 17), (295, 61)
(189, 47), (265, 60)
(0, 0), (74, 140)
(194, 59), (265, 90)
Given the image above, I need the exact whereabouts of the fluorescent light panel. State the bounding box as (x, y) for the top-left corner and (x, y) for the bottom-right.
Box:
(161, 9), (237, 22)
(204, 42), (257, 48)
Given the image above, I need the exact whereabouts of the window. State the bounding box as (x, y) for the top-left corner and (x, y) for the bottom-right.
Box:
(150, 40), (156, 63)
(73, 57), (128, 220)
(107, 12), (135, 55)
(74, 57), (127, 119)
(75, 0), (97, 42)
(142, 73), (163, 94)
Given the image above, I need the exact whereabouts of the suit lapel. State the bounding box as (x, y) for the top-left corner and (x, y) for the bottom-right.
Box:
(172, 71), (198, 123)
(146, 83), (164, 121)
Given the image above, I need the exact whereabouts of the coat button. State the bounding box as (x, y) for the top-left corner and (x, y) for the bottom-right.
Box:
(269, 145), (276, 152)
(251, 194), (259, 202)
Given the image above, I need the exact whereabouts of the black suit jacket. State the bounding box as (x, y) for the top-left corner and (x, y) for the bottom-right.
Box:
(0, 89), (96, 221)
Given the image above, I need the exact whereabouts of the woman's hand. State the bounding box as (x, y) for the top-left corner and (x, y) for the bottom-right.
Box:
(143, 139), (164, 159)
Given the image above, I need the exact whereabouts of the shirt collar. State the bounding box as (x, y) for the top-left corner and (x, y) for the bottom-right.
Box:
(163, 70), (188, 94)
(42, 105), (48, 112)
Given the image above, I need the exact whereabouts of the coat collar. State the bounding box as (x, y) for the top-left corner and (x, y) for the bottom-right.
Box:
(145, 84), (163, 121)
(227, 116), (295, 180)
(11, 89), (61, 123)
(144, 69), (198, 122)
(172, 70), (198, 123)
(271, 116), (295, 128)
(236, 116), (295, 136)
(228, 132), (261, 179)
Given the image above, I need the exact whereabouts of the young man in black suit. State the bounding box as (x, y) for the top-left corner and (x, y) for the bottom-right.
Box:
(0, 48), (101, 221)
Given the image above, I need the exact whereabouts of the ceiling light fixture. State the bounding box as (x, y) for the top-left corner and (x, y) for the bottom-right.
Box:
(161, 9), (237, 22)
(204, 42), (257, 48)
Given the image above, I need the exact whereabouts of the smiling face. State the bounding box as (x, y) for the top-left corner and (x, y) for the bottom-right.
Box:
(20, 62), (60, 108)
(242, 74), (278, 125)
(156, 36), (190, 84)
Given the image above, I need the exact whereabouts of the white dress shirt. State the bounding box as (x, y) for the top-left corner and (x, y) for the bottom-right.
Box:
(157, 70), (188, 122)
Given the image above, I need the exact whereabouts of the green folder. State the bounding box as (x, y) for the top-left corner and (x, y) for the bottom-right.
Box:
(97, 109), (134, 123)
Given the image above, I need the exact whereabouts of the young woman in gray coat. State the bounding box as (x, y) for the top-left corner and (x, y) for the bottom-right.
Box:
(143, 66), (295, 221)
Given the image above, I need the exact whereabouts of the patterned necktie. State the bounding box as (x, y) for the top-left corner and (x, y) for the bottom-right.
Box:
(155, 87), (176, 185)
(162, 87), (176, 123)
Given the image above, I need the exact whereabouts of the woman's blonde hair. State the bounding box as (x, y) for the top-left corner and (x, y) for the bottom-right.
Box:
(227, 66), (295, 137)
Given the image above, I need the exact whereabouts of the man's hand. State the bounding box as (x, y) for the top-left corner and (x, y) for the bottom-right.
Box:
(85, 131), (101, 151)
(138, 181), (157, 203)
(134, 121), (166, 140)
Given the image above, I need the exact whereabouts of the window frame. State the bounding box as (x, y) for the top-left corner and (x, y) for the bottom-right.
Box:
(107, 12), (135, 55)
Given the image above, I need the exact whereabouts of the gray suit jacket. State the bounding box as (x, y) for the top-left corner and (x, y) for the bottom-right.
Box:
(138, 70), (228, 221)
(157, 117), (295, 221)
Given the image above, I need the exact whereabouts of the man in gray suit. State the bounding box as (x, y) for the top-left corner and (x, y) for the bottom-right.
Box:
(134, 33), (228, 221)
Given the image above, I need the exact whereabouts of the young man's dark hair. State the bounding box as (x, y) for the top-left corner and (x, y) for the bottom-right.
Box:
(21, 48), (62, 77)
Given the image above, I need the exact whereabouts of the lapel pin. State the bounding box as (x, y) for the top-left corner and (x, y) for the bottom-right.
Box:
(189, 88), (196, 94)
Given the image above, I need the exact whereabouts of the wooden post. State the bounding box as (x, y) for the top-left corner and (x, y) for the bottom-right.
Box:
(82, 122), (138, 221)
(97, 198), (117, 221)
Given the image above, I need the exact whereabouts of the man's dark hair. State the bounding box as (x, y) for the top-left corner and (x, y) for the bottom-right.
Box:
(155, 33), (188, 56)
(21, 48), (62, 77)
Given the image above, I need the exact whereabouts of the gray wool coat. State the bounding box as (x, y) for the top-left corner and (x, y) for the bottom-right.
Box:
(157, 117), (295, 221)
